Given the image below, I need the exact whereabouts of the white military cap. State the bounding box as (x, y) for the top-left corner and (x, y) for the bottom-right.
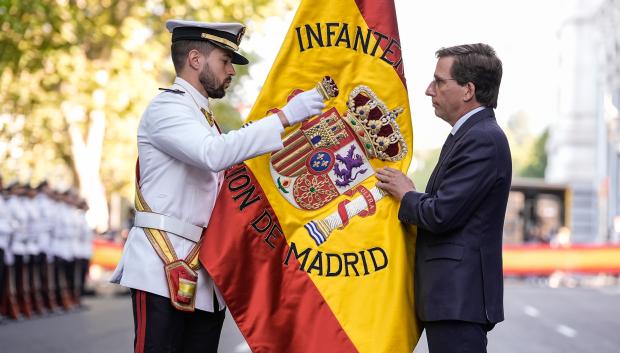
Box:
(166, 19), (248, 65)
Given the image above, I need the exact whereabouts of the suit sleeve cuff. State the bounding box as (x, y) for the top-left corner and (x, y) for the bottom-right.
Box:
(398, 190), (424, 224)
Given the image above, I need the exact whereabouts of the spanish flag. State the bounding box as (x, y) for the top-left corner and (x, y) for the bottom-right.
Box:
(200, 0), (419, 352)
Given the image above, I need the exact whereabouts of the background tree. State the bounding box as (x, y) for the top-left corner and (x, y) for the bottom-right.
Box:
(410, 111), (549, 195)
(505, 111), (549, 179)
(410, 148), (440, 192)
(0, 0), (294, 230)
(519, 129), (549, 178)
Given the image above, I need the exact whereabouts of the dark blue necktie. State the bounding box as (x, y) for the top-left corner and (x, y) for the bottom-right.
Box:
(437, 133), (455, 163)
(426, 133), (455, 193)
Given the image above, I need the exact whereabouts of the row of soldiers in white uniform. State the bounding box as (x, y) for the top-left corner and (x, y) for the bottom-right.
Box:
(0, 178), (94, 322)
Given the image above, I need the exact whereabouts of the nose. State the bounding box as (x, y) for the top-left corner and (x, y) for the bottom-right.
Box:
(425, 82), (435, 96)
(227, 63), (236, 76)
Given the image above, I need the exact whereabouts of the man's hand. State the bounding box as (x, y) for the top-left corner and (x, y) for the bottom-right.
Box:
(279, 88), (325, 126)
(375, 167), (416, 201)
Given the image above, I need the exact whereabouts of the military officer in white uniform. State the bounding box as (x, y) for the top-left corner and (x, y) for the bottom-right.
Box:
(34, 181), (58, 311)
(49, 189), (74, 310)
(76, 198), (93, 298)
(111, 19), (325, 353)
(7, 183), (32, 316)
(24, 184), (46, 314)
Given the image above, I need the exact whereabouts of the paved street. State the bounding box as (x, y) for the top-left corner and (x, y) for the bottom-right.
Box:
(1, 280), (619, 353)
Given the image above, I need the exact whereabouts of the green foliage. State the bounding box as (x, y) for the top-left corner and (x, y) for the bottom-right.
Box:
(409, 148), (440, 192)
(505, 111), (549, 178)
(409, 127), (549, 192)
(519, 129), (548, 178)
(0, 0), (292, 199)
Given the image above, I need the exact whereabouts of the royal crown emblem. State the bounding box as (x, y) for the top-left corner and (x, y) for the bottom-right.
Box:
(344, 86), (407, 162)
(269, 80), (408, 246)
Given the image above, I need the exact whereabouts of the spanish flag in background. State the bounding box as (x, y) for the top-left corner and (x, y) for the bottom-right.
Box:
(200, 0), (419, 352)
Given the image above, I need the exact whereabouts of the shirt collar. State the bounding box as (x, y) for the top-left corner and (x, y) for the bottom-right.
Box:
(451, 106), (486, 135)
(173, 77), (211, 109)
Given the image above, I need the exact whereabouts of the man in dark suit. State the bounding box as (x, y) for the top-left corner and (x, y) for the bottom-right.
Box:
(376, 43), (511, 353)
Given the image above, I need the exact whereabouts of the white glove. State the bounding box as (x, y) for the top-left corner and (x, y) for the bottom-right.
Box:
(280, 88), (325, 125)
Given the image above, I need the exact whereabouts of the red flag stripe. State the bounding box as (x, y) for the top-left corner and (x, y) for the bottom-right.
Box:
(200, 164), (358, 353)
(354, 0), (406, 86)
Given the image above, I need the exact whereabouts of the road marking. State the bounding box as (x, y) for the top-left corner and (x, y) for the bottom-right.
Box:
(523, 305), (540, 317)
(556, 324), (577, 338)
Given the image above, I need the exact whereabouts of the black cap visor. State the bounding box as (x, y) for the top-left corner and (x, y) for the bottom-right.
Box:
(172, 26), (249, 65)
(209, 41), (249, 65)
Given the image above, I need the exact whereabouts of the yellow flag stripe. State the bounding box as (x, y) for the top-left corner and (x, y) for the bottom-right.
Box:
(241, 0), (418, 351)
(504, 246), (620, 274)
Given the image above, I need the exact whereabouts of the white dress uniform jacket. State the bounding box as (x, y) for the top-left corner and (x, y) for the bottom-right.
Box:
(8, 196), (28, 258)
(49, 199), (63, 260)
(111, 77), (285, 312)
(24, 197), (41, 256)
(34, 194), (55, 262)
(52, 202), (74, 261)
(0, 196), (13, 252)
(77, 209), (93, 260)
(68, 206), (82, 260)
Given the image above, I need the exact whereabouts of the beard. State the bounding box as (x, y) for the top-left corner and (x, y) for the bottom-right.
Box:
(199, 62), (229, 99)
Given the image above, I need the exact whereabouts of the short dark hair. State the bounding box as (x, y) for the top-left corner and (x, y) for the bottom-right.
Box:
(170, 40), (215, 73)
(436, 43), (502, 108)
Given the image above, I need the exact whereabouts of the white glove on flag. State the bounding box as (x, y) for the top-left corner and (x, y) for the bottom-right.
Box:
(280, 88), (325, 125)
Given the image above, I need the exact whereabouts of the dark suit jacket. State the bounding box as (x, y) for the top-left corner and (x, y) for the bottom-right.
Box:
(399, 108), (511, 324)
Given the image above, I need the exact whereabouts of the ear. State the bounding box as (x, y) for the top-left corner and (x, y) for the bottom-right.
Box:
(187, 49), (202, 71)
(463, 82), (476, 102)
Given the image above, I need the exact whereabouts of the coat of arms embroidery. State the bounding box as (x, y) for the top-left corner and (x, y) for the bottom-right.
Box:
(269, 85), (407, 245)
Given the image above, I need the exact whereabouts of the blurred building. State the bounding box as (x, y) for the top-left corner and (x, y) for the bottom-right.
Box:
(504, 178), (568, 245)
(545, 0), (620, 243)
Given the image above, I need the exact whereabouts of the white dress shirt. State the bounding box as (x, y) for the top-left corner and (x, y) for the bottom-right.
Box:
(111, 77), (285, 312)
(450, 106), (486, 135)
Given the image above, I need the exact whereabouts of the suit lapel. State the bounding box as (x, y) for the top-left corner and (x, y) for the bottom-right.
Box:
(426, 133), (454, 193)
(425, 108), (494, 193)
(452, 108), (494, 142)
